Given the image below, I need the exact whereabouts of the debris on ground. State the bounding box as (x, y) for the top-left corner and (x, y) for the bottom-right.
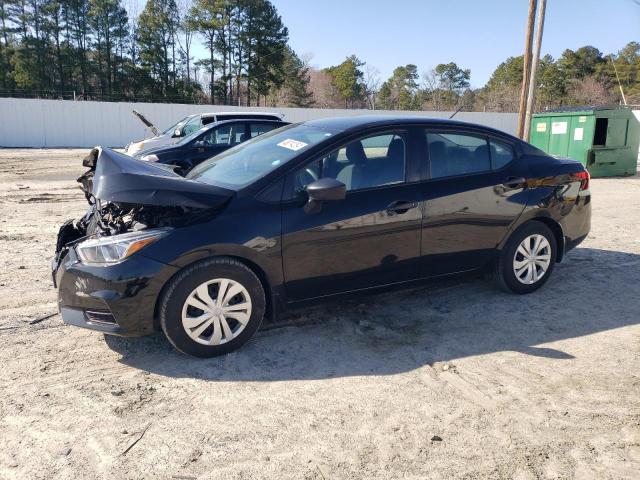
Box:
(29, 312), (57, 325)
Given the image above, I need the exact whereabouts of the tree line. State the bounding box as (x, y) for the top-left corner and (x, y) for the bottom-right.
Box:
(0, 0), (638, 111)
(312, 42), (640, 112)
(0, 0), (313, 105)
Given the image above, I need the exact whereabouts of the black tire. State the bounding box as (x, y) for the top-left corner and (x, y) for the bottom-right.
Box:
(159, 257), (266, 357)
(495, 221), (557, 294)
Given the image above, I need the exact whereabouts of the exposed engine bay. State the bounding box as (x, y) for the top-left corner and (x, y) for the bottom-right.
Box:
(54, 146), (233, 255)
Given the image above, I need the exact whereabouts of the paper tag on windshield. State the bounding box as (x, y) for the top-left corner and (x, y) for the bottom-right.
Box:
(277, 139), (308, 151)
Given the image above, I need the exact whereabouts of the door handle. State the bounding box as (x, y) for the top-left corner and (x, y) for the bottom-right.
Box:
(501, 177), (526, 189)
(386, 201), (417, 215)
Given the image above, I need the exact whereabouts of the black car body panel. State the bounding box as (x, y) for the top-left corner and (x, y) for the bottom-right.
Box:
(55, 247), (180, 336)
(54, 116), (591, 337)
(82, 147), (234, 208)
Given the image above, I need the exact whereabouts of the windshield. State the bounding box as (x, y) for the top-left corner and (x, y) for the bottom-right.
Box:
(161, 116), (191, 135)
(187, 124), (333, 189)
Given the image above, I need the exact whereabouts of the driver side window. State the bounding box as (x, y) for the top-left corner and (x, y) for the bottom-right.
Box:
(292, 132), (406, 197)
(201, 124), (245, 146)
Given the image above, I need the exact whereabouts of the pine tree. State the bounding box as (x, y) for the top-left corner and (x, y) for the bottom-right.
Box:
(277, 47), (313, 107)
(137, 0), (180, 97)
(324, 55), (365, 108)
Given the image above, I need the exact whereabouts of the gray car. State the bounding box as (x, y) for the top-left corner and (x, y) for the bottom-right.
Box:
(125, 111), (284, 155)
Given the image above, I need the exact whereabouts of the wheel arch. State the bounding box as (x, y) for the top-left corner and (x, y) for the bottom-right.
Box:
(152, 252), (278, 331)
(502, 213), (565, 263)
(529, 217), (565, 263)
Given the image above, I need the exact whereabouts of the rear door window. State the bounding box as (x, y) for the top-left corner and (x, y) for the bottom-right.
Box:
(489, 139), (515, 170)
(427, 132), (490, 178)
(426, 131), (515, 178)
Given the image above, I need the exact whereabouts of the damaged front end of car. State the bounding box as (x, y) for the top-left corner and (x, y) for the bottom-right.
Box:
(52, 147), (233, 283)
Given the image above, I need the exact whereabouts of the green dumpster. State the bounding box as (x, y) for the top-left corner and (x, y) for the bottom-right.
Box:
(529, 106), (639, 177)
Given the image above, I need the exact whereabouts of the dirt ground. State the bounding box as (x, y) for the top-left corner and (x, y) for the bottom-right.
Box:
(0, 148), (639, 480)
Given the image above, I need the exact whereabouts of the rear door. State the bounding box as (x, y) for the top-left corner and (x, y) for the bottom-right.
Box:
(421, 128), (530, 275)
(281, 128), (423, 301)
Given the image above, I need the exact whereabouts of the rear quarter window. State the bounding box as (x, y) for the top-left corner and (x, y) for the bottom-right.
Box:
(489, 139), (515, 170)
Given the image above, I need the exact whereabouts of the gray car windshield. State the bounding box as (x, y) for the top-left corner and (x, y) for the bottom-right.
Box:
(175, 125), (209, 145)
(161, 116), (190, 135)
(187, 124), (333, 189)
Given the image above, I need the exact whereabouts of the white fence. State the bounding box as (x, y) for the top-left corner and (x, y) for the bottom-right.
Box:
(0, 98), (518, 148)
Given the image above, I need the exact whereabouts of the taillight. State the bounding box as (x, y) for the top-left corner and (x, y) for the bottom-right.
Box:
(575, 170), (590, 191)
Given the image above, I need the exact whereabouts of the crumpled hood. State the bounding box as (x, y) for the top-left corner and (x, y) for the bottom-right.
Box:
(79, 147), (233, 209)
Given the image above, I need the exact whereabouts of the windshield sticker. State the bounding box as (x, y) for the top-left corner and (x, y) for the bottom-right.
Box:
(277, 139), (308, 151)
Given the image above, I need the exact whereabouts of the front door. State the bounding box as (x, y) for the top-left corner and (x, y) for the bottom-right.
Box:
(421, 129), (530, 275)
(281, 130), (423, 301)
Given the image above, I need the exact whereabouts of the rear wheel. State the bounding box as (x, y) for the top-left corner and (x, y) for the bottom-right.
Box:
(496, 222), (557, 294)
(159, 257), (266, 357)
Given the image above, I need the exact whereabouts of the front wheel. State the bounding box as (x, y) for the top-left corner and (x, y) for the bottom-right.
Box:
(496, 222), (557, 294)
(159, 258), (266, 357)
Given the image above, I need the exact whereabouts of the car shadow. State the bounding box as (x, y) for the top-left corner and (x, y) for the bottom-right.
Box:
(105, 247), (640, 381)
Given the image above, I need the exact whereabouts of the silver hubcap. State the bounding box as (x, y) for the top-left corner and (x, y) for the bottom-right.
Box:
(181, 278), (252, 346)
(513, 234), (551, 285)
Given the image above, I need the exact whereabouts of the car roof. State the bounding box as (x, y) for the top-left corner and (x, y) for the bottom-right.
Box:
(303, 115), (518, 140)
(213, 118), (285, 126)
(191, 118), (287, 133)
(200, 111), (284, 119)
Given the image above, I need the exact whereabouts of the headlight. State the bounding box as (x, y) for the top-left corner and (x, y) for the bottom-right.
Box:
(76, 229), (169, 265)
(140, 154), (159, 162)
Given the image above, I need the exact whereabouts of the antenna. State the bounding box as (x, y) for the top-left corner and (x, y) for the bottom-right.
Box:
(449, 103), (466, 119)
(609, 54), (627, 106)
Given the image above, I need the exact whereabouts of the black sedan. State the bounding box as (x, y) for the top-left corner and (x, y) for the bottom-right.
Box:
(134, 118), (288, 173)
(53, 116), (591, 357)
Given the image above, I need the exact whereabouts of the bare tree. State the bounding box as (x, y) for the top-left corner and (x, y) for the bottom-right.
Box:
(421, 69), (443, 111)
(362, 64), (381, 110)
(307, 67), (342, 108)
(478, 84), (520, 112)
(176, 0), (194, 84)
(566, 76), (616, 106)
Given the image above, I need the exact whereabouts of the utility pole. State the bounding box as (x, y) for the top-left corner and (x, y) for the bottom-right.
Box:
(523, 0), (547, 142)
(517, 0), (537, 139)
(610, 54), (628, 105)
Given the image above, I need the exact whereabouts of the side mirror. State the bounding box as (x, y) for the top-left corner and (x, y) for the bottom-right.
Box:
(304, 178), (346, 213)
(173, 129), (182, 138)
(307, 178), (346, 202)
(193, 140), (205, 148)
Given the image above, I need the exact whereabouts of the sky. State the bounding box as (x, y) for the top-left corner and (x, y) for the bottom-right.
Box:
(266, 0), (640, 88)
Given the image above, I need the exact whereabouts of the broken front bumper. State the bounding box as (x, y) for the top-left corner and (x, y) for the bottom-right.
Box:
(52, 246), (179, 337)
